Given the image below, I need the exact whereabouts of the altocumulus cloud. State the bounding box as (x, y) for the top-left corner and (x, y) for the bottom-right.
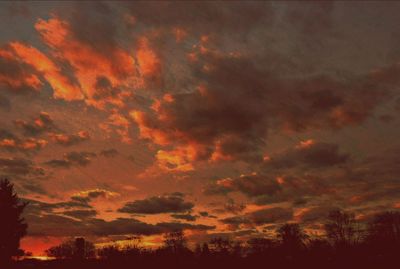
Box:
(119, 192), (194, 214)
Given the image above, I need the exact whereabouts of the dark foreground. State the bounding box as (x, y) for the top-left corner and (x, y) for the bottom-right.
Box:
(9, 252), (400, 269)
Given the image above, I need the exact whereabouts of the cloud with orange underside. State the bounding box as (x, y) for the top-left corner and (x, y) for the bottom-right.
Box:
(34, 16), (136, 102)
(0, 48), (42, 92)
(9, 42), (83, 100)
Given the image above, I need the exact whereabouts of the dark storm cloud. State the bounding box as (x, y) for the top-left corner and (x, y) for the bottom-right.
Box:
(44, 151), (97, 168)
(14, 112), (57, 136)
(119, 193), (194, 214)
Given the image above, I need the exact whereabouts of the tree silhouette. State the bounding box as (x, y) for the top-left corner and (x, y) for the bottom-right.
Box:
(277, 223), (308, 255)
(46, 238), (95, 259)
(209, 237), (233, 257)
(247, 237), (275, 255)
(0, 178), (28, 265)
(162, 231), (188, 254)
(324, 210), (360, 248)
(366, 211), (400, 256)
(367, 211), (400, 243)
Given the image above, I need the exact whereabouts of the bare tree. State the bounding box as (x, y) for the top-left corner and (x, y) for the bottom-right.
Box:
(162, 231), (188, 254)
(324, 210), (361, 248)
(366, 211), (400, 249)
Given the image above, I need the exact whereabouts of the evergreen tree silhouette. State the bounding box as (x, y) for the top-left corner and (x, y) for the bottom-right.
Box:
(0, 178), (28, 265)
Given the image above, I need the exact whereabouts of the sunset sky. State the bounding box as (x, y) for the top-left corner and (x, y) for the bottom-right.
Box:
(0, 1), (399, 256)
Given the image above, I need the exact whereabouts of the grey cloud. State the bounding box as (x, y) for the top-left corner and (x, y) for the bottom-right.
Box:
(171, 213), (197, 222)
(119, 193), (194, 214)
(99, 148), (119, 158)
(45, 151), (97, 168)
(14, 112), (57, 136)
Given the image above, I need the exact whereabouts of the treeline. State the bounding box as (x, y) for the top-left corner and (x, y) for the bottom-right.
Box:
(24, 209), (400, 269)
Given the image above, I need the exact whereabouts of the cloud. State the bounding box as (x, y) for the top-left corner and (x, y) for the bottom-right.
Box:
(9, 42), (83, 101)
(71, 189), (119, 202)
(295, 205), (339, 223)
(205, 172), (335, 206)
(14, 112), (57, 136)
(0, 157), (45, 177)
(90, 218), (215, 237)
(249, 207), (293, 225)
(125, 2), (273, 35)
(24, 198), (92, 214)
(0, 94), (11, 111)
(26, 213), (88, 236)
(20, 182), (48, 195)
(220, 207), (293, 229)
(132, 50), (396, 165)
(119, 192), (194, 214)
(62, 209), (97, 219)
(199, 211), (218, 218)
(44, 151), (97, 168)
(99, 148), (119, 158)
(171, 213), (197, 221)
(26, 211), (214, 237)
(0, 46), (42, 93)
(204, 174), (281, 197)
(34, 15), (135, 104)
(266, 141), (350, 169)
(49, 131), (90, 146)
(0, 129), (47, 153)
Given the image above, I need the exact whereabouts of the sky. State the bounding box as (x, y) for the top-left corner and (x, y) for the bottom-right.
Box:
(0, 1), (399, 256)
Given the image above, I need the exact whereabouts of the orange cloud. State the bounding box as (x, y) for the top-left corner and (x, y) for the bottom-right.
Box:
(136, 36), (161, 83)
(296, 139), (315, 149)
(10, 42), (83, 100)
(0, 48), (42, 92)
(100, 113), (132, 144)
(35, 16), (135, 103)
(130, 110), (170, 145)
(156, 146), (196, 172)
(0, 137), (47, 152)
(49, 131), (90, 146)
